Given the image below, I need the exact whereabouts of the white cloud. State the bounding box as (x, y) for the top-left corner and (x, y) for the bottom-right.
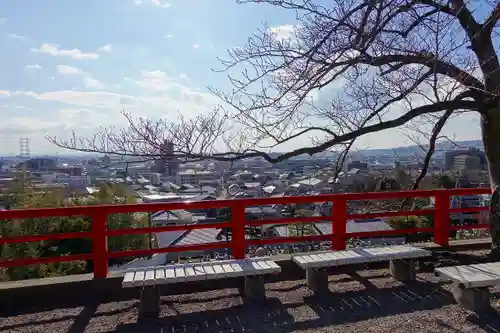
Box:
(98, 44), (113, 53)
(13, 105), (32, 110)
(0, 69), (219, 154)
(32, 43), (100, 60)
(7, 33), (26, 41)
(25, 64), (43, 71)
(179, 73), (189, 80)
(0, 18), (7, 25)
(56, 65), (106, 89)
(5, 87), (217, 119)
(0, 117), (67, 134)
(152, 0), (171, 8)
(83, 76), (106, 90)
(57, 65), (85, 75)
(269, 24), (296, 41)
(16, 90), (137, 109)
(135, 0), (170, 8)
(165, 34), (174, 39)
(192, 44), (200, 49)
(136, 70), (172, 91)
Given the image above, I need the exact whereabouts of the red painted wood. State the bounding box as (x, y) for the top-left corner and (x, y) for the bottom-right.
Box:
(0, 188), (491, 278)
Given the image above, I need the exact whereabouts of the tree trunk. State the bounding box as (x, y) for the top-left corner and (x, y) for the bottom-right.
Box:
(480, 111), (500, 254)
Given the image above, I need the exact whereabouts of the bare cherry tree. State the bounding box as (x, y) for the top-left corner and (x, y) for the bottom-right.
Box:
(49, 0), (500, 252)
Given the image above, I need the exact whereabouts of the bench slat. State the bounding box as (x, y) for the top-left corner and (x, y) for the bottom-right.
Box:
(264, 260), (281, 271)
(144, 267), (156, 286)
(193, 265), (208, 279)
(436, 262), (500, 288)
(221, 263), (235, 276)
(155, 267), (166, 285)
(204, 263), (217, 279)
(480, 263), (500, 274)
(344, 250), (366, 264)
(255, 260), (272, 272)
(357, 248), (388, 262)
(230, 262), (244, 276)
(133, 270), (146, 287)
(165, 267), (176, 283)
(248, 259), (272, 274)
(122, 270), (136, 288)
(184, 265), (198, 281)
(174, 266), (186, 282)
(212, 264), (225, 277)
(239, 260), (255, 275)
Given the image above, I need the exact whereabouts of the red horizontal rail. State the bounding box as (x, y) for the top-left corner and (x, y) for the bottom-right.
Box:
(0, 188), (490, 220)
(0, 188), (493, 278)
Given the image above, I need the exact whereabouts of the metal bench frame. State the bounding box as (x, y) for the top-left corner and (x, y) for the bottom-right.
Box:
(122, 257), (281, 318)
(292, 245), (432, 292)
(435, 262), (500, 312)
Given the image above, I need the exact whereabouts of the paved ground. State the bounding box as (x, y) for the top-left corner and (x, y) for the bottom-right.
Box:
(2, 267), (500, 333)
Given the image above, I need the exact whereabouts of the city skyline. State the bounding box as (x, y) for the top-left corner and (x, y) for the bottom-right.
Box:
(0, 0), (484, 155)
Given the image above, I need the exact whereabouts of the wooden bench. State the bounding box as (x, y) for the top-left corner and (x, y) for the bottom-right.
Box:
(122, 257), (281, 318)
(435, 262), (500, 312)
(292, 245), (431, 292)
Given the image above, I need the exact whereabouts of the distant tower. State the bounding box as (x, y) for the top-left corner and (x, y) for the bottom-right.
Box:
(19, 137), (30, 159)
(19, 137), (30, 183)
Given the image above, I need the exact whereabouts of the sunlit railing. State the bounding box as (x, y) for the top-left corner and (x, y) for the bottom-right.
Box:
(0, 188), (491, 278)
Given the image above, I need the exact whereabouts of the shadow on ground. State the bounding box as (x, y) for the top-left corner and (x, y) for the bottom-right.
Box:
(114, 279), (499, 333)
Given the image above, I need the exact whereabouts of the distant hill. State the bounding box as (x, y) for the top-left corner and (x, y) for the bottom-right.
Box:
(355, 140), (483, 158)
(270, 140), (483, 160)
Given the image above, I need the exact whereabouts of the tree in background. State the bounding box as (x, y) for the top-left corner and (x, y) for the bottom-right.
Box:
(388, 215), (433, 242)
(48, 1), (500, 253)
(433, 173), (456, 189)
(0, 183), (148, 281)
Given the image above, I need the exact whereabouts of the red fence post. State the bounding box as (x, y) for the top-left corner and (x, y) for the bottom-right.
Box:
(332, 198), (348, 250)
(231, 203), (246, 259)
(434, 193), (450, 247)
(92, 211), (108, 278)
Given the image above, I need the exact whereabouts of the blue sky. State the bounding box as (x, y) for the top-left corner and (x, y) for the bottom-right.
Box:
(0, 0), (482, 155)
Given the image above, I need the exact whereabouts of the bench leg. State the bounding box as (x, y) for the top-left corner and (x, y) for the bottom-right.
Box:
(139, 286), (161, 319)
(389, 259), (415, 281)
(450, 282), (491, 312)
(244, 275), (266, 301)
(306, 268), (329, 293)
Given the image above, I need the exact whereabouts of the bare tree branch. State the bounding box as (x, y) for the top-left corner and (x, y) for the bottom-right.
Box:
(48, 0), (499, 167)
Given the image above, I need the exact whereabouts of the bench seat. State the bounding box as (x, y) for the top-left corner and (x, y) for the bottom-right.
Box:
(435, 262), (500, 312)
(292, 245), (431, 292)
(122, 258), (280, 288)
(122, 257), (281, 319)
(293, 245), (431, 269)
(435, 262), (500, 289)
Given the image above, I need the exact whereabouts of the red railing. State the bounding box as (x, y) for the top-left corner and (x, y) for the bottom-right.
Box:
(0, 188), (491, 278)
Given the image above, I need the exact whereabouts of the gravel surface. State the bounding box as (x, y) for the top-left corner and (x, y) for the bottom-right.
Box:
(2, 251), (500, 332)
